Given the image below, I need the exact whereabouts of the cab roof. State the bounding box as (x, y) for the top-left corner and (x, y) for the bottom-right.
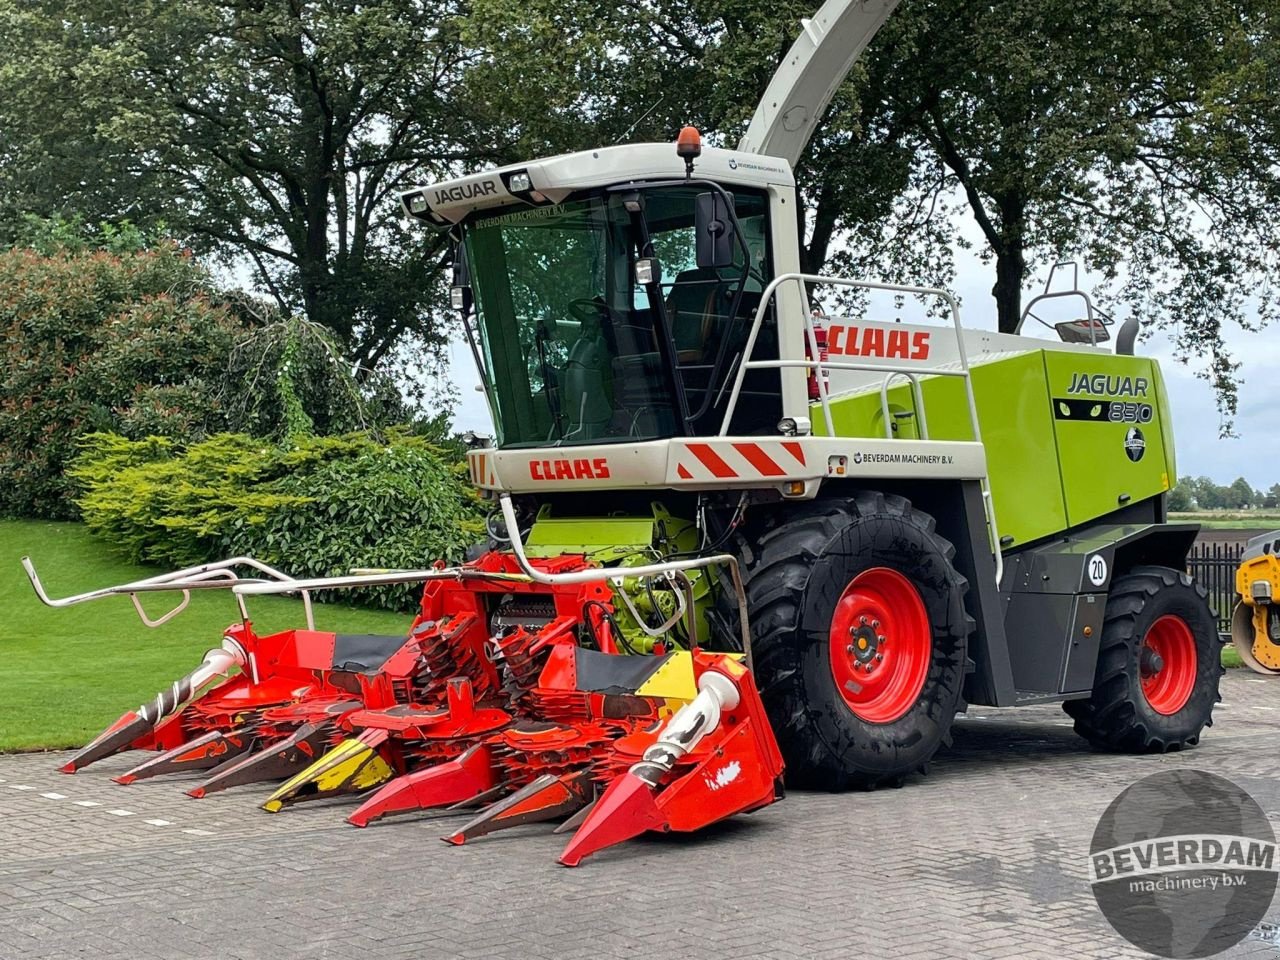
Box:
(401, 142), (795, 226)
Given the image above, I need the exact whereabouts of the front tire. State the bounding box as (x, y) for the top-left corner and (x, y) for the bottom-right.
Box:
(741, 493), (972, 789)
(1065, 566), (1222, 751)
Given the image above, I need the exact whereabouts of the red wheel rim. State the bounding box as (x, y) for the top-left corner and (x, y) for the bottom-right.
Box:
(1141, 615), (1197, 715)
(828, 567), (931, 724)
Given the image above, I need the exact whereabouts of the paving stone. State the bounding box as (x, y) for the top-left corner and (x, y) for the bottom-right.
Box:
(0, 673), (1275, 959)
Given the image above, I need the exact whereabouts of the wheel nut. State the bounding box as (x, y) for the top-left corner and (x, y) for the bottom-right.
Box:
(875, 653), (884, 662)
(871, 620), (880, 630)
(859, 616), (869, 626)
(846, 644), (855, 654)
(877, 635), (886, 644)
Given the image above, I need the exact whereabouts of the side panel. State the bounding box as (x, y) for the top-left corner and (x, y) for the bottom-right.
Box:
(1061, 595), (1109, 692)
(1040, 352), (1171, 527)
(1002, 592), (1107, 697)
(997, 522), (1199, 702)
(823, 351), (1069, 547)
(1152, 361), (1178, 487)
(818, 344), (1176, 549)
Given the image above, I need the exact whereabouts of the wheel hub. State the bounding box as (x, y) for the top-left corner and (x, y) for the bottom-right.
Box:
(847, 618), (883, 668)
(829, 567), (931, 724)
(1141, 614), (1197, 715)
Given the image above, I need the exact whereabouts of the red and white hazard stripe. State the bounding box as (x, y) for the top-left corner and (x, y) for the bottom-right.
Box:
(673, 441), (809, 482)
(467, 452), (498, 487)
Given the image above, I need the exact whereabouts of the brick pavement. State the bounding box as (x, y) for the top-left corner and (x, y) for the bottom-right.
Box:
(0, 672), (1276, 960)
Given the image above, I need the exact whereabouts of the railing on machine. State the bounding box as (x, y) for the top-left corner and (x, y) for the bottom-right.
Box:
(22, 556), (319, 630)
(23, 534), (753, 664)
(1016, 261), (1113, 348)
(719, 271), (1003, 583)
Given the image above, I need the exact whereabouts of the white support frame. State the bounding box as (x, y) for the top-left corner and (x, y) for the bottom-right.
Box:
(23, 556), (317, 631)
(720, 271), (1004, 584)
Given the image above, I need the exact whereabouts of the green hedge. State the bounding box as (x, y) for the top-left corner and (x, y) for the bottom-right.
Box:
(71, 430), (484, 611)
(0, 234), (421, 521)
(0, 243), (242, 518)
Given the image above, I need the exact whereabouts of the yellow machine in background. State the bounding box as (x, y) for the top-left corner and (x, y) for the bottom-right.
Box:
(1232, 531), (1280, 675)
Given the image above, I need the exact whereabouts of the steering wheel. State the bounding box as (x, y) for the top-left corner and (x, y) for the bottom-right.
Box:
(568, 297), (610, 325)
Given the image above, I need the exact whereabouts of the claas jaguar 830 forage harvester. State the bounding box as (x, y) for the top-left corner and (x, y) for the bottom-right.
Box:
(24, 0), (1224, 865)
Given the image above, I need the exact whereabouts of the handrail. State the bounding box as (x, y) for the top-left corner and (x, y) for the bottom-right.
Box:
(720, 272), (976, 436)
(718, 271), (1003, 585)
(1017, 261), (1113, 348)
(23, 555), (317, 631)
(880, 372), (928, 440)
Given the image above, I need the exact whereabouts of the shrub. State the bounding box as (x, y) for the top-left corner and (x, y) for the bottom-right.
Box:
(71, 430), (483, 611)
(0, 243), (242, 518)
(0, 237), (423, 520)
(219, 317), (411, 440)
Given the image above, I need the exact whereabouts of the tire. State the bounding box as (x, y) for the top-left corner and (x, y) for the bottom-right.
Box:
(731, 492), (972, 789)
(1064, 565), (1222, 751)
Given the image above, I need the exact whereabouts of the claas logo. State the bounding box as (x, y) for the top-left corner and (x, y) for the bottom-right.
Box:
(529, 458), (612, 481)
(826, 324), (930, 360)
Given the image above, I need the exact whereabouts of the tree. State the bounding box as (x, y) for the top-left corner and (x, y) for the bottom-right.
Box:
(823, 0), (1280, 425)
(0, 219), (414, 518)
(0, 0), (512, 382)
(1184, 475), (1222, 509)
(1228, 476), (1257, 510)
(1167, 480), (1195, 512)
(3, 0), (1276, 427)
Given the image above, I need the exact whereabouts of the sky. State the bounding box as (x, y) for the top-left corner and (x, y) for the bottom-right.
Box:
(442, 226), (1278, 490)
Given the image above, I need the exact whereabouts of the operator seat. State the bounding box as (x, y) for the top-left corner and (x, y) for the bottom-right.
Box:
(558, 325), (612, 440)
(666, 267), (730, 362)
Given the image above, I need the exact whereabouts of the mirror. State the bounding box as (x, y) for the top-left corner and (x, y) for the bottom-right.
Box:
(450, 244), (473, 315)
(695, 191), (736, 270)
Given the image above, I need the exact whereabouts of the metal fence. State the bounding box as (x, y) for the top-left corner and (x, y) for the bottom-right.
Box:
(1187, 541), (1244, 635)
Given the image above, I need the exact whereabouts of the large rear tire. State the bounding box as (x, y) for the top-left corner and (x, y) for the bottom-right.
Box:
(1065, 566), (1222, 751)
(737, 493), (972, 789)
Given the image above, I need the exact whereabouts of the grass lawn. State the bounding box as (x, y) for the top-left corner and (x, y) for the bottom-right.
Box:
(0, 520), (412, 752)
(1170, 510), (1280, 530)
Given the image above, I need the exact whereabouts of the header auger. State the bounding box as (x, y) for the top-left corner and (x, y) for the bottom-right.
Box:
(25, 0), (1224, 869)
